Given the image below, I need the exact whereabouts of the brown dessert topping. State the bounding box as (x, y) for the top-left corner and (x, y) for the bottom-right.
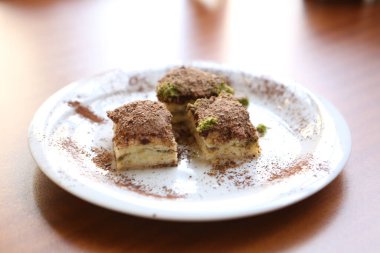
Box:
(68, 101), (104, 123)
(107, 100), (175, 147)
(188, 93), (258, 143)
(156, 66), (231, 103)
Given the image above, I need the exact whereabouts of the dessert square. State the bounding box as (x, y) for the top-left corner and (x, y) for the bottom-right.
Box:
(156, 66), (234, 123)
(107, 100), (178, 170)
(187, 92), (260, 162)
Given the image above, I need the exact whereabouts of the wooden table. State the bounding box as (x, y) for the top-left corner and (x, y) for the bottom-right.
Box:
(1, 0), (379, 252)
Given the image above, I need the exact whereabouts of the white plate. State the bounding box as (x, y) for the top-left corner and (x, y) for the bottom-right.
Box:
(28, 63), (351, 221)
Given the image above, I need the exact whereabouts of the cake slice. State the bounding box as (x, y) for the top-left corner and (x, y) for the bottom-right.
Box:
(186, 92), (260, 162)
(156, 66), (234, 123)
(107, 100), (178, 170)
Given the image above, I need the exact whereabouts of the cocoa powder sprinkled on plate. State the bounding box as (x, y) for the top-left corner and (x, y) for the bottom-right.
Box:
(56, 137), (90, 162)
(258, 79), (286, 98)
(268, 160), (307, 181)
(91, 147), (113, 171)
(268, 154), (329, 182)
(127, 74), (155, 92)
(206, 161), (255, 188)
(68, 101), (104, 123)
(108, 173), (186, 199)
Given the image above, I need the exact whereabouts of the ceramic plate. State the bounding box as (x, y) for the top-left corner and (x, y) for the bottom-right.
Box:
(28, 63), (351, 221)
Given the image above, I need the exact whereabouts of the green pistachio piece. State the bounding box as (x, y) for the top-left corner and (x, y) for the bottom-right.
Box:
(237, 97), (249, 107)
(196, 117), (218, 132)
(256, 124), (268, 136)
(157, 83), (179, 99)
(216, 83), (234, 95)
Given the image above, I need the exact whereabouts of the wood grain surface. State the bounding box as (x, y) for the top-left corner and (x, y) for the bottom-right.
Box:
(1, 0), (380, 252)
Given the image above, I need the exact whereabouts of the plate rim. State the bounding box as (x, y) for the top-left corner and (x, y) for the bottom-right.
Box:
(28, 62), (351, 221)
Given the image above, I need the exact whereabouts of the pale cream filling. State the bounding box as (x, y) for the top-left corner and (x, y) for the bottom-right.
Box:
(114, 144), (177, 170)
(164, 102), (191, 123)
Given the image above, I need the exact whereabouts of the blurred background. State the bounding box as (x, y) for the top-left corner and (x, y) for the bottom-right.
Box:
(1, 0), (379, 95)
(1, 0), (379, 139)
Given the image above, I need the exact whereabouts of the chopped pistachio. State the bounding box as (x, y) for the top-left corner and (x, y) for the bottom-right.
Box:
(256, 124), (268, 136)
(157, 83), (179, 100)
(197, 117), (218, 132)
(237, 97), (249, 107)
(216, 83), (234, 95)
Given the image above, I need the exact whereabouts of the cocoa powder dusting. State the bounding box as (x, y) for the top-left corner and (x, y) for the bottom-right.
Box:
(56, 137), (90, 164)
(128, 74), (154, 91)
(268, 160), (307, 181)
(245, 77), (319, 139)
(258, 79), (286, 98)
(187, 92), (258, 143)
(109, 173), (185, 199)
(107, 100), (175, 147)
(91, 147), (113, 170)
(68, 101), (104, 123)
(204, 154), (330, 189)
(206, 161), (254, 188)
(157, 66), (230, 103)
(268, 154), (329, 182)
